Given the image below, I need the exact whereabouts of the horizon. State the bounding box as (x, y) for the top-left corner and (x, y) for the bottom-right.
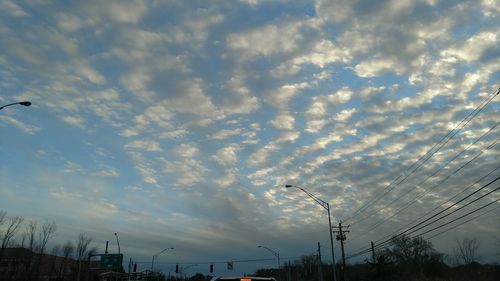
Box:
(1, 0), (499, 277)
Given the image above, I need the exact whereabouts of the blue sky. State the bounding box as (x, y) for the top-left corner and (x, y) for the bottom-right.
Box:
(1, 0), (499, 275)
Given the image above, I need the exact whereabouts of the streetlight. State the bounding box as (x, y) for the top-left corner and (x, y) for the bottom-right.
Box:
(258, 245), (281, 281)
(0, 101), (32, 110)
(151, 247), (174, 272)
(285, 184), (337, 281)
(114, 233), (121, 254)
(181, 264), (198, 276)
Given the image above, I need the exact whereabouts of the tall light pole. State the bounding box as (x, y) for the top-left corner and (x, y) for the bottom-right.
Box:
(0, 101), (31, 110)
(258, 245), (281, 281)
(151, 247), (174, 273)
(285, 184), (337, 281)
(114, 233), (121, 254)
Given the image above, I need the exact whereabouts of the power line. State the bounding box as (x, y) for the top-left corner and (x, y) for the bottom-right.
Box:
(347, 174), (500, 260)
(414, 197), (500, 238)
(351, 121), (500, 228)
(347, 197), (500, 260)
(400, 176), (500, 237)
(346, 87), (499, 224)
(349, 135), (499, 243)
(370, 176), (500, 248)
(368, 165), (500, 245)
(425, 202), (500, 240)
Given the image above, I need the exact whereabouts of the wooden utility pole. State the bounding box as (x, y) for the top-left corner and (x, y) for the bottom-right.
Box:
(318, 242), (324, 281)
(371, 242), (376, 263)
(333, 222), (349, 281)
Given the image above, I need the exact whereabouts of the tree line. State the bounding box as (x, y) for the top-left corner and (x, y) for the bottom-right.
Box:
(0, 210), (97, 281)
(253, 235), (499, 281)
(2, 209), (499, 281)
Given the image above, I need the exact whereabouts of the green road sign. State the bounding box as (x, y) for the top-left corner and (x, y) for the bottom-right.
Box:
(100, 254), (123, 269)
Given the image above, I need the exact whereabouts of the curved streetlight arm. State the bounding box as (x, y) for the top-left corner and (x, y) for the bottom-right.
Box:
(154, 247), (174, 258)
(0, 101), (32, 110)
(258, 245), (279, 258)
(285, 184), (337, 281)
(258, 245), (281, 281)
(182, 264), (198, 271)
(114, 233), (121, 254)
(285, 185), (328, 210)
(151, 247), (174, 272)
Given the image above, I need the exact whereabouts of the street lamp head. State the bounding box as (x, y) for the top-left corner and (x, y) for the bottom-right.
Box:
(19, 101), (31, 107)
(285, 184), (293, 188)
(257, 245), (262, 248)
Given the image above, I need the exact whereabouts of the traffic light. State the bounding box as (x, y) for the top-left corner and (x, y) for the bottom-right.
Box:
(175, 264), (179, 273)
(210, 264), (213, 273)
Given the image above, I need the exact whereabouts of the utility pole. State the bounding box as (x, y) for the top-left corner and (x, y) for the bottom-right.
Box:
(333, 222), (349, 281)
(371, 242), (376, 263)
(318, 242), (324, 281)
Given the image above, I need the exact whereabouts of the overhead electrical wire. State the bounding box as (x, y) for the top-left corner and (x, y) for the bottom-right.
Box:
(346, 178), (500, 260)
(346, 87), (499, 224)
(348, 133), (500, 243)
(365, 164), (500, 246)
(351, 121), (500, 227)
(425, 202), (500, 240)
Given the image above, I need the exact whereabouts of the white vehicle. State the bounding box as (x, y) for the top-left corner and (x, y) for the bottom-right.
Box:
(210, 277), (277, 281)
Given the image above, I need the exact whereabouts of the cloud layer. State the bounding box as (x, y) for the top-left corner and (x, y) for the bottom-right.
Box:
(0, 0), (499, 274)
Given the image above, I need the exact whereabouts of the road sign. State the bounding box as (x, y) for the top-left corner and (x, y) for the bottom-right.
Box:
(100, 254), (123, 269)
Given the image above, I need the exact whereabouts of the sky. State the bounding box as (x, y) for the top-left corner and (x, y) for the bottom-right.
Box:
(0, 0), (499, 276)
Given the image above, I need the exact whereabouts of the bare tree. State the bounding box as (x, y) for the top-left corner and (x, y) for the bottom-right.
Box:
(454, 238), (480, 265)
(59, 241), (74, 279)
(76, 234), (93, 281)
(37, 221), (57, 254)
(25, 220), (38, 251)
(388, 235), (436, 279)
(34, 221), (57, 277)
(0, 215), (24, 248)
(0, 215), (24, 260)
(497, 238), (500, 257)
(49, 244), (61, 280)
(0, 211), (6, 226)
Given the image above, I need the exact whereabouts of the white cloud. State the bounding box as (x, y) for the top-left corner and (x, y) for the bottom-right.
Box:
(354, 57), (403, 77)
(93, 167), (119, 177)
(87, 0), (148, 23)
(125, 140), (162, 152)
(0, 116), (40, 134)
(269, 111), (295, 130)
(268, 83), (310, 109)
(213, 145), (240, 167)
(214, 170), (238, 187)
(222, 75), (260, 114)
(210, 128), (243, 140)
(164, 159), (209, 186)
(291, 39), (351, 68)
(61, 115), (86, 129)
(57, 13), (82, 32)
(129, 152), (158, 184)
(1, 1), (29, 17)
(174, 143), (199, 158)
(441, 31), (498, 62)
(227, 20), (315, 60)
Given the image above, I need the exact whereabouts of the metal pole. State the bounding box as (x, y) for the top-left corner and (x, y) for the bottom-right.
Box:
(327, 203), (337, 281)
(371, 242), (376, 263)
(114, 233), (121, 253)
(277, 253), (281, 281)
(151, 255), (156, 273)
(318, 242), (324, 281)
(0, 101), (31, 110)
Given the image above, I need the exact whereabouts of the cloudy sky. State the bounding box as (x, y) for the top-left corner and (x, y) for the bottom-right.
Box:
(1, 0), (499, 275)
